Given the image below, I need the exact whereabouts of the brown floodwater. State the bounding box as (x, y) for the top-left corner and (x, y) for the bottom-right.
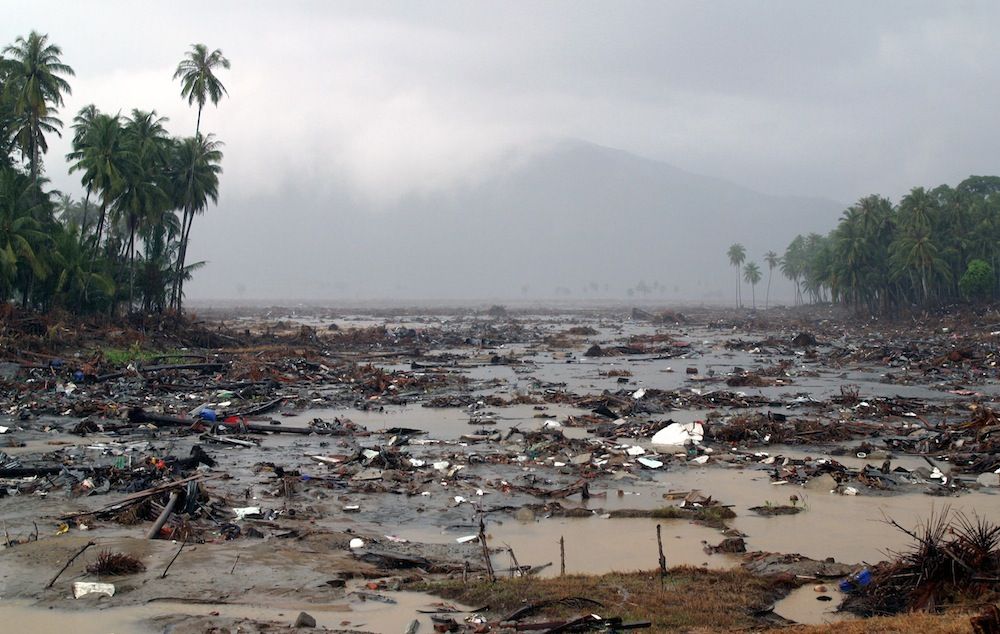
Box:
(0, 590), (472, 633)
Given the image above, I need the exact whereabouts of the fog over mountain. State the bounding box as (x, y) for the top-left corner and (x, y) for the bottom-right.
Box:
(190, 139), (841, 302)
(8, 1), (1000, 304)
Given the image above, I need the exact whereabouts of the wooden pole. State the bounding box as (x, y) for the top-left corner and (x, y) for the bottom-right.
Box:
(560, 536), (566, 576)
(656, 524), (666, 588)
(479, 515), (495, 583)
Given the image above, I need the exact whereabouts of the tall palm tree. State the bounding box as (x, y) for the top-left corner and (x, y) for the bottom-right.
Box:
(743, 262), (762, 309)
(69, 104), (100, 237)
(173, 44), (230, 139)
(117, 109), (171, 308)
(170, 134), (223, 310)
(763, 250), (779, 309)
(1, 31), (74, 183)
(726, 243), (746, 307)
(66, 112), (133, 253)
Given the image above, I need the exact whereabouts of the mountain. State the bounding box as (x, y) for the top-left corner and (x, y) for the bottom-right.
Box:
(188, 139), (843, 302)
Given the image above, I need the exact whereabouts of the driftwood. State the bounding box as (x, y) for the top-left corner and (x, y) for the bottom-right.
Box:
(59, 474), (206, 520)
(145, 490), (180, 539)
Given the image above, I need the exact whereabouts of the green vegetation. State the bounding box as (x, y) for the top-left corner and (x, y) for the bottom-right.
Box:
(0, 30), (228, 315)
(959, 259), (994, 301)
(775, 178), (1000, 313)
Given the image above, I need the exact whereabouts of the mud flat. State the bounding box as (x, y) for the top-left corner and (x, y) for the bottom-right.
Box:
(2, 305), (999, 631)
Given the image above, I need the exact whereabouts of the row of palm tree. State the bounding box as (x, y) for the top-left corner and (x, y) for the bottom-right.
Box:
(0, 30), (229, 315)
(774, 176), (1000, 314)
(726, 243), (777, 309)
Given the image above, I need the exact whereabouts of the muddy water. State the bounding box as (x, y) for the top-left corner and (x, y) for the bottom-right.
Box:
(652, 466), (1000, 564)
(0, 591), (472, 633)
(487, 516), (737, 576)
(772, 585), (853, 625)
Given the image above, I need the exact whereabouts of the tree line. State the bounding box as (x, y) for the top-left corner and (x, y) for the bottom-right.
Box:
(0, 31), (228, 315)
(727, 175), (1000, 314)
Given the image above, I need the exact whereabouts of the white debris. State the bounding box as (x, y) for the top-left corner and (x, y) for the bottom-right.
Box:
(232, 506), (261, 520)
(637, 457), (663, 469)
(632, 388), (646, 400)
(349, 538), (365, 549)
(73, 582), (115, 599)
(651, 422), (704, 446)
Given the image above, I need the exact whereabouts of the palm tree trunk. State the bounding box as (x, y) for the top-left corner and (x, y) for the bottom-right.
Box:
(128, 227), (136, 311)
(171, 207), (191, 310)
(176, 211), (196, 311)
(765, 271), (772, 309)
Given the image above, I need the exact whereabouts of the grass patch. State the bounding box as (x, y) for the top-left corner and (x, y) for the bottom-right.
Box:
(96, 345), (191, 366)
(412, 567), (791, 631)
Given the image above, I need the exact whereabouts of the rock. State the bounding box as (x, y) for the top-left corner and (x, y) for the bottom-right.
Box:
(978, 472), (1000, 487)
(294, 611), (316, 628)
(804, 473), (838, 492)
(706, 537), (746, 554)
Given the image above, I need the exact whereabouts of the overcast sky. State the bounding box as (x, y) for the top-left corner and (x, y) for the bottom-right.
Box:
(7, 1), (1000, 300)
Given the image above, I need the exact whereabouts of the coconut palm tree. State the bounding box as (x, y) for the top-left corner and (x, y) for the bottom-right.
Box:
(0, 167), (48, 302)
(743, 262), (762, 309)
(1, 31), (74, 183)
(116, 109), (171, 307)
(727, 243), (746, 307)
(173, 44), (230, 139)
(66, 112), (134, 253)
(68, 104), (100, 237)
(763, 250), (779, 309)
(170, 134), (223, 310)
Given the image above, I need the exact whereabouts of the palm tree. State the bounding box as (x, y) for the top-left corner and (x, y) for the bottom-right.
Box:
(1, 31), (74, 183)
(0, 167), (48, 302)
(763, 250), (779, 309)
(66, 112), (133, 253)
(170, 134), (223, 310)
(173, 44), (230, 139)
(69, 104), (100, 237)
(117, 109), (171, 307)
(743, 262), (762, 309)
(726, 243), (746, 307)
(781, 235), (806, 305)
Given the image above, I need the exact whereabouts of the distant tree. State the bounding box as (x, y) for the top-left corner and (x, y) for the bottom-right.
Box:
(743, 261), (762, 309)
(727, 243), (746, 307)
(764, 250), (779, 309)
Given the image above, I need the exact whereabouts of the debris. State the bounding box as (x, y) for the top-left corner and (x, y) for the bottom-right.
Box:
(72, 581), (115, 599)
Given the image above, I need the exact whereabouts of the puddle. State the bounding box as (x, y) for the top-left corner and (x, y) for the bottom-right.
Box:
(655, 466), (1000, 564)
(487, 516), (736, 576)
(772, 584), (853, 625)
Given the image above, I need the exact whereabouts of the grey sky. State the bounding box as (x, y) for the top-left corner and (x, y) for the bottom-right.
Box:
(6, 1), (1000, 300)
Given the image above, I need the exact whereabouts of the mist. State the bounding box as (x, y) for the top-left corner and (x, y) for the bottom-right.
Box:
(8, 1), (1000, 303)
